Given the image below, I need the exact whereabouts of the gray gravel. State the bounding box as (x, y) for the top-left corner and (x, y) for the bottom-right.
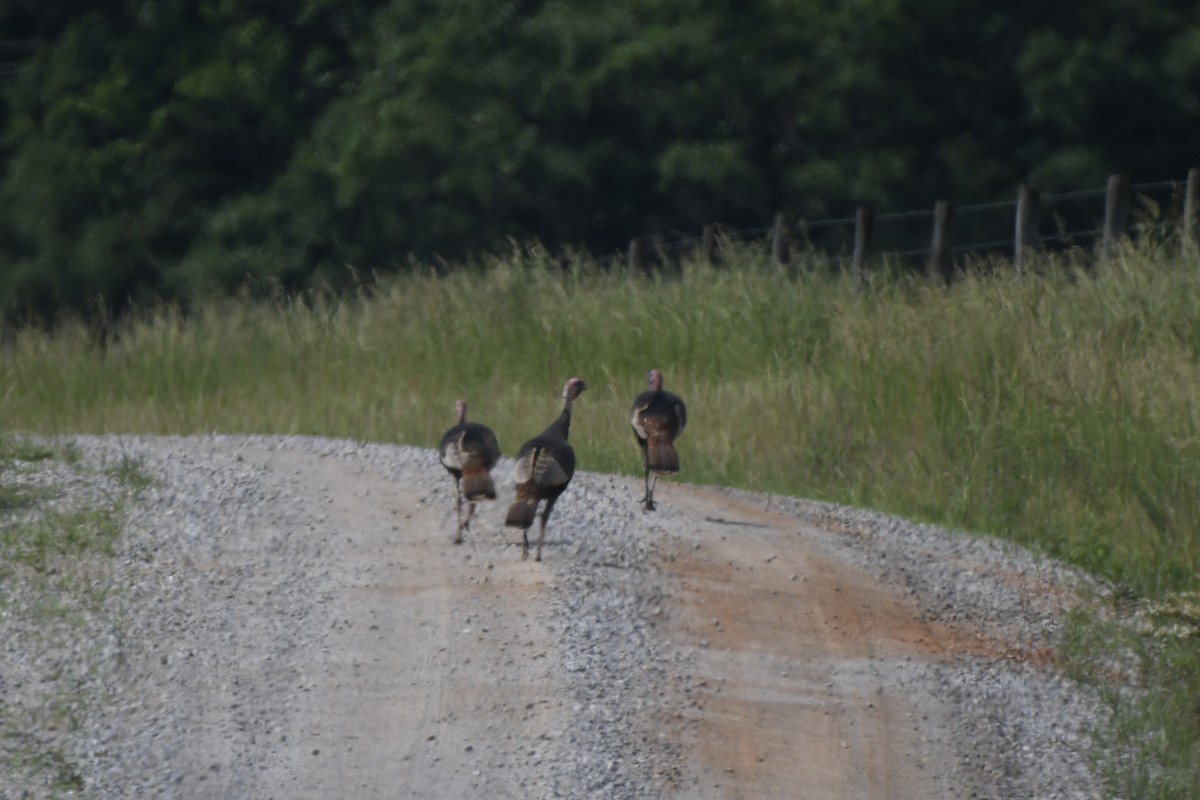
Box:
(0, 434), (1107, 799)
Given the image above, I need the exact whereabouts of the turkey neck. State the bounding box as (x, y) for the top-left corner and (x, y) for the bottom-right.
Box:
(541, 396), (574, 441)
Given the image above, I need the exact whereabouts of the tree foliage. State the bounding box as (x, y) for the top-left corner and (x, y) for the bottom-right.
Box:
(2, 0), (1200, 323)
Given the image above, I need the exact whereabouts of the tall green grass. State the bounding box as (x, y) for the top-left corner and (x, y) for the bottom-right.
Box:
(4, 242), (1197, 596)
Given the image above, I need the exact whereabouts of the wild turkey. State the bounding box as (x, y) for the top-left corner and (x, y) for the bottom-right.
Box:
(439, 399), (501, 543)
(630, 368), (687, 510)
(504, 377), (587, 561)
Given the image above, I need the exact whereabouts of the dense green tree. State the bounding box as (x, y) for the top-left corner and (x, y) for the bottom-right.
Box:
(0, 0), (382, 321)
(2, 0), (1200, 324)
(1017, 0), (1200, 187)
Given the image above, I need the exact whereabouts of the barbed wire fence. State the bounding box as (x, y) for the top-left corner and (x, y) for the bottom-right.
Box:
(599, 170), (1200, 280)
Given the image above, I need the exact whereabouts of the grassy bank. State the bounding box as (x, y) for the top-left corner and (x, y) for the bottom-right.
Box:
(3, 241), (1199, 793)
(5, 243), (1198, 595)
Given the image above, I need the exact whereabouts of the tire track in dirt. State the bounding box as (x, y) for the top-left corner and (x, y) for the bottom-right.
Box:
(216, 442), (572, 799)
(648, 484), (1013, 799)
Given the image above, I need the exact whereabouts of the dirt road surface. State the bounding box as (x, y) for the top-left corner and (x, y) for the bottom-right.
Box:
(4, 436), (1102, 799)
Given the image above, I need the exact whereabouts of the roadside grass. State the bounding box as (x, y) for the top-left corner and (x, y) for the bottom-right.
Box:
(0, 731), (85, 795)
(0, 436), (122, 575)
(1061, 602), (1200, 798)
(0, 436), (58, 463)
(0, 435), (58, 513)
(103, 451), (158, 496)
(1, 240), (1199, 796)
(0, 434), (142, 793)
(0, 507), (122, 573)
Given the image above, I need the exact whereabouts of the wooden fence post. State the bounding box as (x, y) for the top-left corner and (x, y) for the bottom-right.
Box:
(1101, 174), (1131, 262)
(770, 212), (789, 267)
(852, 206), (873, 291)
(627, 237), (644, 272)
(1014, 184), (1041, 278)
(928, 200), (954, 285)
(1184, 167), (1200, 258)
(701, 224), (717, 266)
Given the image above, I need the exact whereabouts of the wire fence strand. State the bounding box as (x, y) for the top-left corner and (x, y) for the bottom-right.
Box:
(599, 172), (1196, 268)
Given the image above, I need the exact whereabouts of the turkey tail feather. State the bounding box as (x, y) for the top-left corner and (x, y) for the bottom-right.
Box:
(647, 436), (679, 474)
(505, 484), (539, 529)
(461, 467), (496, 501)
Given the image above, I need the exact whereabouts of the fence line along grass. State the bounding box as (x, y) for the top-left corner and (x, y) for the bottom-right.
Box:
(3, 242), (1200, 599)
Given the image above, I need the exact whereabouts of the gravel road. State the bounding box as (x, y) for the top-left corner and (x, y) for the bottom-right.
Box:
(1, 435), (1105, 798)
